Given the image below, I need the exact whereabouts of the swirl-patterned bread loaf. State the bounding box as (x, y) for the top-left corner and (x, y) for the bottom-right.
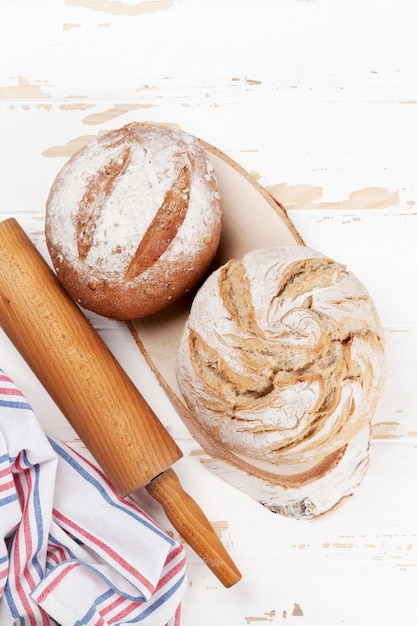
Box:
(176, 246), (385, 474)
(45, 123), (222, 319)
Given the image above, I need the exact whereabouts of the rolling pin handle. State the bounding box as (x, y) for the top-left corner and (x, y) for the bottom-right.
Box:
(145, 468), (242, 588)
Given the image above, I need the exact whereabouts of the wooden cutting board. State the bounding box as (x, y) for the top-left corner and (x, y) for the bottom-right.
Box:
(128, 141), (368, 519)
(129, 138), (303, 406)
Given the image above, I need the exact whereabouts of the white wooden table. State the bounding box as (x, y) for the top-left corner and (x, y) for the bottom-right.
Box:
(1, 1), (417, 624)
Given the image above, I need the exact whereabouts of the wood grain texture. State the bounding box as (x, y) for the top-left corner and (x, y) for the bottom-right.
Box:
(0, 218), (240, 588)
(145, 467), (242, 588)
(0, 218), (183, 496)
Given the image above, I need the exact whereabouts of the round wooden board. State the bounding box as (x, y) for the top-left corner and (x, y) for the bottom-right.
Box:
(129, 139), (304, 408)
(127, 141), (367, 519)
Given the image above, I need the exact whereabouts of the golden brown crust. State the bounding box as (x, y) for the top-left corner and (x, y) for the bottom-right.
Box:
(45, 123), (222, 319)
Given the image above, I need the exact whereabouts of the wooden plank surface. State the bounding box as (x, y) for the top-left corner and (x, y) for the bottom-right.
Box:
(1, 1), (417, 623)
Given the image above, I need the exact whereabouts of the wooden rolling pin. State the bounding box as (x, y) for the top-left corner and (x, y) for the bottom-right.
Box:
(0, 218), (241, 588)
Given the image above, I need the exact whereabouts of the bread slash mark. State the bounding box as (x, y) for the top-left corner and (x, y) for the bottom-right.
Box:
(76, 147), (132, 260)
(124, 165), (190, 282)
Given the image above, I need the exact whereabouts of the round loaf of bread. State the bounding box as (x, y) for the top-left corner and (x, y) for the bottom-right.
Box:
(176, 246), (385, 468)
(45, 123), (222, 319)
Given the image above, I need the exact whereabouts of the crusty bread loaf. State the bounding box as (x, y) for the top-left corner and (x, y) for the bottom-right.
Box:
(176, 246), (385, 472)
(45, 123), (222, 319)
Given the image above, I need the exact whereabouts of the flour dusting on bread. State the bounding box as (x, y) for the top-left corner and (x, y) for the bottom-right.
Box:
(46, 123), (222, 319)
(176, 246), (385, 469)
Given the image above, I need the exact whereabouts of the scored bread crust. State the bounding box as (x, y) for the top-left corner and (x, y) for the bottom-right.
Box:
(45, 123), (222, 319)
(176, 246), (385, 472)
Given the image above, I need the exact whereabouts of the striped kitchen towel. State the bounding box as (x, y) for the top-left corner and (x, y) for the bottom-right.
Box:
(0, 370), (187, 626)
